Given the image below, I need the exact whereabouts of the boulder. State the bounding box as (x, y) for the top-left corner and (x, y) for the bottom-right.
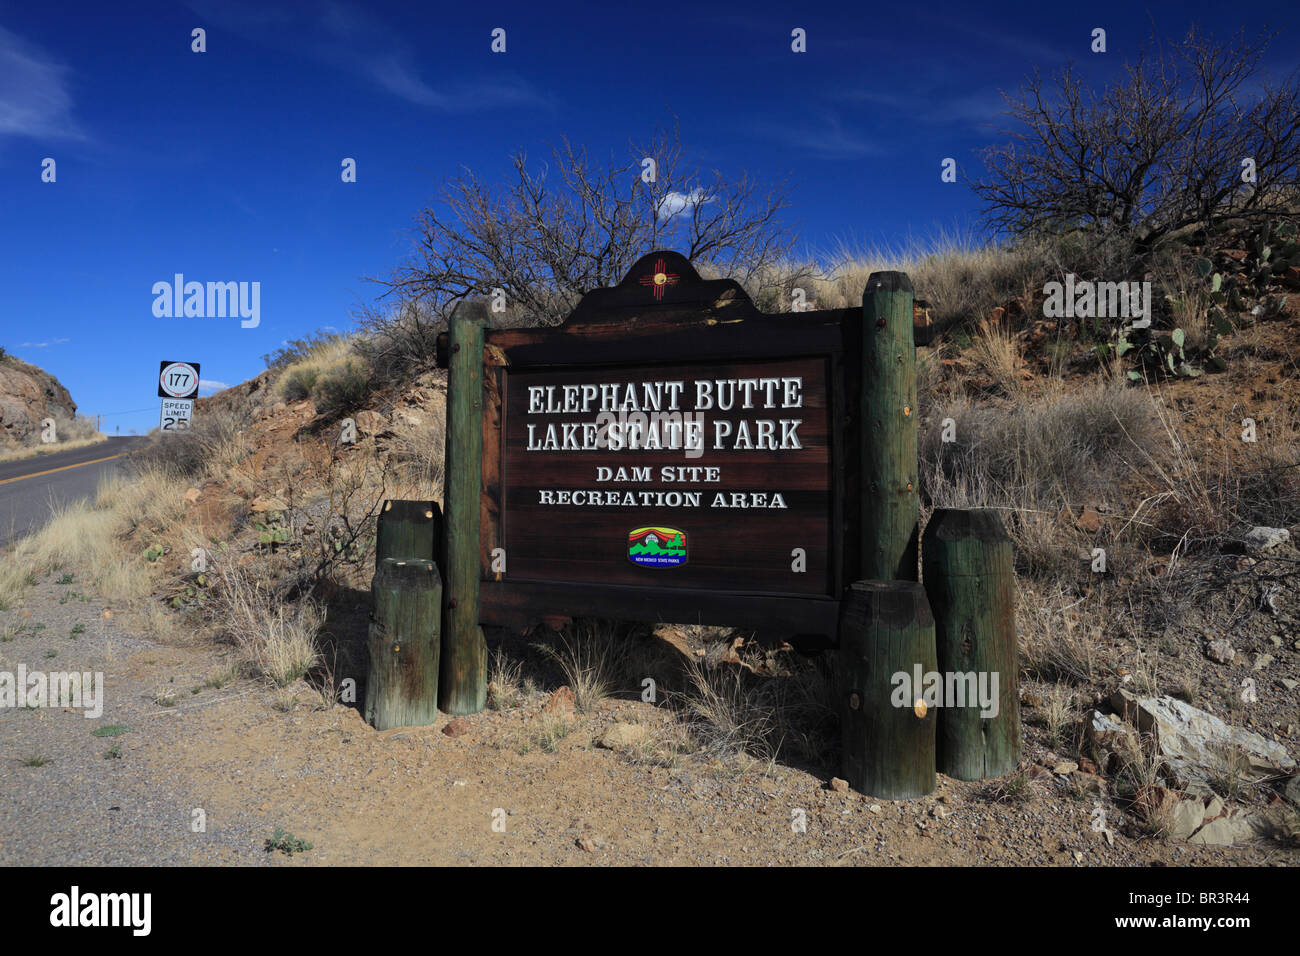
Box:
(1110, 689), (1295, 789)
(1187, 811), (1263, 846)
(0, 356), (77, 444)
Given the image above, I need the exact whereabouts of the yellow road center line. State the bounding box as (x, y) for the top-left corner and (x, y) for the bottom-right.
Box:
(0, 452), (126, 486)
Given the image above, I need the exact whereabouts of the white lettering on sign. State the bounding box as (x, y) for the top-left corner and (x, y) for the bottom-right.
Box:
(522, 372), (809, 511)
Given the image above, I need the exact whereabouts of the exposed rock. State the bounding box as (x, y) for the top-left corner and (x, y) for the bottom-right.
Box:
(1169, 799), (1207, 840)
(353, 409), (387, 436)
(1071, 771), (1107, 795)
(441, 719), (470, 737)
(1087, 710), (1138, 766)
(1205, 639), (1236, 664)
(1283, 775), (1300, 809)
(1243, 526), (1290, 552)
(1110, 690), (1296, 789)
(598, 723), (649, 750)
(183, 487), (202, 504)
(1052, 760), (1078, 775)
(1253, 654), (1274, 671)
(1075, 507), (1103, 534)
(541, 686), (575, 716)
(0, 355), (78, 445)
(1187, 811), (1263, 846)
(829, 777), (850, 793)
(575, 836), (597, 852)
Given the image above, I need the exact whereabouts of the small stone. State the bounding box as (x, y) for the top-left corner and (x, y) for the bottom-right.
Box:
(1053, 760), (1079, 775)
(576, 836), (596, 852)
(1073, 850), (1083, 863)
(829, 777), (850, 793)
(1269, 636), (1283, 647)
(441, 719), (470, 737)
(868, 804), (882, 814)
(1206, 639), (1237, 664)
(542, 686), (575, 715)
(930, 804), (948, 819)
(1021, 691), (1044, 708)
(1281, 679), (1299, 692)
(597, 722), (649, 750)
(1254, 654), (1274, 671)
(1072, 771), (1107, 795)
(1244, 527), (1290, 552)
(183, 487), (202, 504)
(1078, 757), (1099, 774)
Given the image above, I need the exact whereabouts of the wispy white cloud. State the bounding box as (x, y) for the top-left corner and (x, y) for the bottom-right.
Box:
(17, 337), (69, 348)
(198, 379), (230, 395)
(0, 26), (86, 140)
(657, 189), (710, 220)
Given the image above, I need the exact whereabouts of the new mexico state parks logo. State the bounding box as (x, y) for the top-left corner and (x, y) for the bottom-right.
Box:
(628, 527), (688, 567)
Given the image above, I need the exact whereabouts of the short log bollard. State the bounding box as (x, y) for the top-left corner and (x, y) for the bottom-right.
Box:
(839, 580), (937, 799)
(365, 558), (442, 730)
(376, 499), (442, 564)
(922, 508), (1020, 780)
(440, 300), (489, 715)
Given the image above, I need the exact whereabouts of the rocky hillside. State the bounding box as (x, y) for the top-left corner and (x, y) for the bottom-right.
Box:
(0, 352), (78, 445)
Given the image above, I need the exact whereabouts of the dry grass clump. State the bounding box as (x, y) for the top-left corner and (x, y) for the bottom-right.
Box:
(211, 557), (324, 686)
(386, 390), (447, 501)
(533, 620), (631, 713)
(126, 406), (249, 481)
(667, 645), (836, 767)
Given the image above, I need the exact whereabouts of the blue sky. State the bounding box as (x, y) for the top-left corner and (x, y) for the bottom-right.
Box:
(1, 1), (1294, 436)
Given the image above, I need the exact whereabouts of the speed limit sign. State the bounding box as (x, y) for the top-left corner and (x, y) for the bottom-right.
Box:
(158, 361), (200, 399)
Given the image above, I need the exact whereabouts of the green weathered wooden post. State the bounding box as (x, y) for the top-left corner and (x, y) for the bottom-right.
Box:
(376, 499), (442, 563)
(365, 558), (441, 729)
(922, 508), (1020, 780)
(839, 580), (937, 799)
(860, 271), (918, 581)
(440, 300), (488, 715)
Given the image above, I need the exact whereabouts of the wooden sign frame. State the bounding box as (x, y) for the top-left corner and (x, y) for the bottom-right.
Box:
(438, 251), (866, 641)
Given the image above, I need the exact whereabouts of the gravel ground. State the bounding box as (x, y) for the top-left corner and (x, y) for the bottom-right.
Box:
(1, 569), (1295, 867)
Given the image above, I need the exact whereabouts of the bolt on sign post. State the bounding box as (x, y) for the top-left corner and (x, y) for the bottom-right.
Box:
(922, 508), (1020, 780)
(439, 302), (489, 716)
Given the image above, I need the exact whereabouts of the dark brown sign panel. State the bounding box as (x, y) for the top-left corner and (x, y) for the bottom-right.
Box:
(502, 355), (831, 594)
(442, 251), (860, 638)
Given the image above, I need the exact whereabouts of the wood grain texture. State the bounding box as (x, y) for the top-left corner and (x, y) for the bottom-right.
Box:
(839, 580), (936, 799)
(365, 558), (441, 730)
(375, 499), (441, 564)
(440, 302), (488, 715)
(922, 508), (1020, 780)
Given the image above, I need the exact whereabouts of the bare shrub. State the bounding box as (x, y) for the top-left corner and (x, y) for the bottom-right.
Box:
(976, 27), (1300, 255)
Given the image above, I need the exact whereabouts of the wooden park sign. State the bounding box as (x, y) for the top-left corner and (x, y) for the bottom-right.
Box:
(367, 249), (1019, 801)
(438, 251), (861, 640)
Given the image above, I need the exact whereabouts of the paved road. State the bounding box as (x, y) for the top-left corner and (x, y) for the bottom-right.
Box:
(0, 437), (144, 546)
